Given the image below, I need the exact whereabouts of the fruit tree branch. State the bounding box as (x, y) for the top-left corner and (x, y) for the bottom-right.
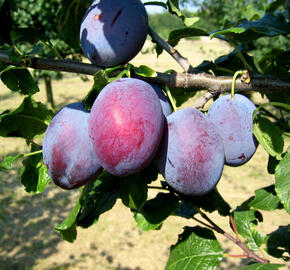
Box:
(0, 51), (290, 94)
(147, 26), (197, 73)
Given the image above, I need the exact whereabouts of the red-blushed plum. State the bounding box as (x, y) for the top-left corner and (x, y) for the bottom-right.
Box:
(89, 78), (164, 176)
(150, 84), (172, 117)
(207, 94), (258, 166)
(157, 108), (225, 196)
(80, 0), (148, 67)
(42, 103), (102, 189)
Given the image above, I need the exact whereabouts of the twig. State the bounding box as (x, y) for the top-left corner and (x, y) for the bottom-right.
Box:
(193, 92), (215, 109)
(196, 210), (269, 264)
(148, 26), (197, 73)
(1, 51), (290, 94)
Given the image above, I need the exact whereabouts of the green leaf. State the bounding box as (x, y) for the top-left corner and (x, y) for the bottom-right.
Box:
(119, 174), (148, 210)
(11, 27), (49, 44)
(185, 188), (231, 217)
(275, 147), (290, 214)
(58, 0), (91, 49)
(20, 145), (50, 194)
(266, 225), (290, 261)
(133, 65), (157, 77)
(0, 154), (23, 170)
(168, 27), (208, 47)
(248, 185), (281, 211)
(0, 95), (54, 140)
(267, 155), (280, 175)
(233, 210), (264, 251)
(165, 226), (223, 270)
(133, 211), (162, 231)
(210, 13), (290, 43)
(0, 65), (39, 95)
(240, 263), (285, 270)
(166, 0), (199, 27)
(242, 5), (264, 21)
(55, 200), (81, 243)
(253, 115), (284, 160)
(83, 69), (109, 110)
(134, 192), (179, 231)
(265, 0), (285, 13)
(77, 173), (119, 228)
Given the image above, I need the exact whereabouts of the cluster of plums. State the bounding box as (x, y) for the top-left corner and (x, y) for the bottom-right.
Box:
(42, 78), (258, 196)
(42, 0), (258, 195)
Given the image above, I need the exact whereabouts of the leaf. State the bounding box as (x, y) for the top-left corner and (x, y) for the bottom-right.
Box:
(165, 226), (223, 270)
(248, 185), (281, 211)
(0, 154), (23, 171)
(240, 263), (285, 270)
(210, 13), (290, 43)
(168, 28), (208, 47)
(253, 115), (284, 160)
(166, 0), (199, 27)
(265, 0), (285, 13)
(275, 147), (290, 214)
(55, 200), (81, 243)
(242, 5), (264, 21)
(76, 173), (119, 228)
(133, 65), (157, 77)
(184, 188), (231, 217)
(58, 0), (91, 49)
(133, 211), (162, 231)
(233, 210), (265, 251)
(0, 65), (39, 95)
(20, 145), (50, 194)
(170, 88), (197, 107)
(82, 69), (109, 110)
(266, 225), (290, 261)
(174, 201), (197, 219)
(267, 155), (280, 174)
(134, 192), (179, 231)
(0, 95), (54, 140)
(119, 174), (148, 210)
(11, 27), (49, 44)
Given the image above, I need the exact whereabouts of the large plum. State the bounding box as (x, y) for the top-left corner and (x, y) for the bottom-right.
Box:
(157, 108), (225, 196)
(80, 0), (148, 67)
(207, 94), (258, 166)
(89, 78), (164, 176)
(150, 84), (172, 117)
(43, 103), (102, 189)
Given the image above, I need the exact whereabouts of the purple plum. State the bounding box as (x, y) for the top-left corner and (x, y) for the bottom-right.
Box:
(150, 84), (172, 116)
(89, 78), (164, 176)
(80, 0), (148, 67)
(42, 103), (102, 189)
(157, 107), (225, 196)
(207, 94), (258, 166)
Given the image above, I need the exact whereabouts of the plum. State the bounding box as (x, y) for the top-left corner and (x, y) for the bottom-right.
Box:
(80, 0), (148, 67)
(157, 108), (225, 196)
(89, 78), (164, 176)
(42, 103), (102, 189)
(150, 84), (172, 116)
(207, 94), (258, 166)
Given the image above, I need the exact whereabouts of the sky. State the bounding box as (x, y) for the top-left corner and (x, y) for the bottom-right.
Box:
(141, 0), (196, 14)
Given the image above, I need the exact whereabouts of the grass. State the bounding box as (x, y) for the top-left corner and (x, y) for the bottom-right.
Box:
(0, 38), (289, 270)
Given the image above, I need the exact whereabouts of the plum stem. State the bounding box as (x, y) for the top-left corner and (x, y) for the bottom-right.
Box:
(165, 86), (177, 112)
(231, 70), (243, 99)
(194, 209), (269, 264)
(23, 150), (43, 157)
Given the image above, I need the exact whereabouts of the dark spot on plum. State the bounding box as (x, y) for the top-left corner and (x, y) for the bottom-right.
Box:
(238, 153), (246, 160)
(111, 8), (123, 27)
(168, 158), (175, 168)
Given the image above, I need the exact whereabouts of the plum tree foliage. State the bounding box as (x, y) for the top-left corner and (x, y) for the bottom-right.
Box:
(0, 0), (290, 269)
